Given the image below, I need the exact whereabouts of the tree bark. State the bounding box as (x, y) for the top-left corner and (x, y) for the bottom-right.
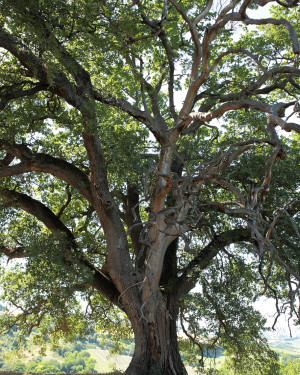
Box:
(125, 292), (187, 375)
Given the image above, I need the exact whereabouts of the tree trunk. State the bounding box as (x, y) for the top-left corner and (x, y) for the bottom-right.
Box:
(125, 292), (187, 375)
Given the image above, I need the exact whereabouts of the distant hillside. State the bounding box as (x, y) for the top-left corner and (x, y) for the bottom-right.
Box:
(0, 312), (299, 374)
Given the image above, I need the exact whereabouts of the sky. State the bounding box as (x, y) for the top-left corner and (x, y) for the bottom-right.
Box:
(254, 298), (300, 338)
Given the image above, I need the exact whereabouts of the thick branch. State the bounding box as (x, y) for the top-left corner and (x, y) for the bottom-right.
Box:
(82, 116), (137, 303)
(0, 189), (75, 241)
(0, 140), (93, 203)
(93, 90), (167, 143)
(175, 228), (251, 296)
(189, 99), (270, 122)
(0, 244), (25, 259)
(0, 26), (48, 82)
(119, 185), (143, 257)
(0, 152), (14, 167)
(0, 188), (121, 306)
(269, 114), (300, 133)
(243, 17), (300, 54)
(0, 83), (48, 110)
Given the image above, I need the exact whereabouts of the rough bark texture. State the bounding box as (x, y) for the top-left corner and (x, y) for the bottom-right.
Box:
(125, 293), (186, 375)
(0, 1), (299, 374)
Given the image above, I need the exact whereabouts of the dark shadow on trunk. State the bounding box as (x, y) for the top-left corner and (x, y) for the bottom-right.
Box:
(125, 239), (187, 375)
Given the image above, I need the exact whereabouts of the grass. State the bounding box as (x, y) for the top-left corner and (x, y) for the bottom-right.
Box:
(88, 348), (131, 373)
(87, 348), (198, 375)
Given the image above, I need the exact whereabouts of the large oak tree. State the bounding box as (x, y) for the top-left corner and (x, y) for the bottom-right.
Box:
(0, 0), (299, 374)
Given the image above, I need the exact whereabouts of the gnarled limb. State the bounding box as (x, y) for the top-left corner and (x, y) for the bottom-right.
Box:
(243, 17), (300, 54)
(175, 228), (251, 297)
(0, 188), (121, 306)
(0, 82), (48, 110)
(0, 244), (25, 259)
(93, 90), (167, 144)
(0, 140), (93, 203)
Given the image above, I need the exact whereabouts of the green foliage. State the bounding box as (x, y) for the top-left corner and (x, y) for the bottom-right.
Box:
(24, 346), (97, 373)
(281, 359), (300, 375)
(0, 0), (299, 373)
(26, 359), (62, 374)
(219, 345), (280, 375)
(64, 351), (96, 373)
(25, 351), (97, 374)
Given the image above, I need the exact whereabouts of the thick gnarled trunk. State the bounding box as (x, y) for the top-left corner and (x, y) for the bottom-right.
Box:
(125, 293), (187, 375)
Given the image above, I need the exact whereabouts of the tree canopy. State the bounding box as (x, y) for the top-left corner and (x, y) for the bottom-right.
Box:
(0, 0), (299, 374)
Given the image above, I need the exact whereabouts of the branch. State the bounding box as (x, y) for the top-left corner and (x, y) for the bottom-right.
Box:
(217, 0), (240, 20)
(0, 152), (14, 167)
(0, 82), (48, 110)
(0, 189), (74, 241)
(0, 140), (93, 203)
(243, 17), (300, 54)
(119, 185), (143, 257)
(195, 143), (253, 180)
(92, 90), (167, 143)
(57, 185), (72, 218)
(81, 117), (138, 305)
(209, 178), (246, 206)
(193, 67), (300, 111)
(0, 26), (48, 82)
(22, 9), (92, 94)
(210, 48), (270, 76)
(274, 0), (299, 8)
(269, 114), (300, 134)
(0, 188), (121, 306)
(157, 30), (177, 121)
(125, 18), (171, 130)
(194, 0), (214, 25)
(168, 0), (201, 81)
(175, 228), (251, 296)
(0, 26), (86, 110)
(175, 8), (300, 130)
(189, 99), (270, 122)
(0, 244), (26, 259)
